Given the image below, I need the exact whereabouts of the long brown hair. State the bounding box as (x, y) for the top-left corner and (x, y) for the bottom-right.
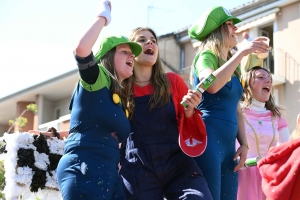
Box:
(241, 66), (282, 118)
(191, 23), (240, 81)
(99, 48), (134, 117)
(128, 27), (171, 111)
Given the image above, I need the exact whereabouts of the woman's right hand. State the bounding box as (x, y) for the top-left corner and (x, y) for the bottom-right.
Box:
(97, 0), (112, 26)
(239, 37), (269, 57)
(75, 0), (111, 58)
(233, 145), (248, 172)
(181, 89), (202, 118)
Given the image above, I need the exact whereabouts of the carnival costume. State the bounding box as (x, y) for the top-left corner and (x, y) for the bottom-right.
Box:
(120, 72), (212, 200)
(188, 6), (245, 199)
(192, 50), (243, 200)
(56, 35), (142, 200)
(237, 99), (289, 200)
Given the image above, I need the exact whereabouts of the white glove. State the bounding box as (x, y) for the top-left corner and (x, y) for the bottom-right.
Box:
(97, 0), (111, 26)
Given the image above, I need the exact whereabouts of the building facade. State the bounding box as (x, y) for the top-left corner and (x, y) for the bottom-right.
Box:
(0, 0), (299, 135)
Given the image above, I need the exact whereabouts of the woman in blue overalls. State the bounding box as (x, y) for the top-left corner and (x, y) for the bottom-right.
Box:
(188, 6), (270, 200)
(56, 1), (142, 199)
(119, 27), (213, 200)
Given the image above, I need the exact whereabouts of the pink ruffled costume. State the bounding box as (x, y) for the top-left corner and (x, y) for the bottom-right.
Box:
(237, 100), (289, 200)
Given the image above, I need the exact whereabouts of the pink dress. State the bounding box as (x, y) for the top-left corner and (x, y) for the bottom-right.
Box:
(237, 101), (289, 200)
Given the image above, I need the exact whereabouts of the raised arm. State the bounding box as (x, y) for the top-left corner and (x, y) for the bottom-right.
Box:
(199, 37), (269, 94)
(74, 0), (111, 57)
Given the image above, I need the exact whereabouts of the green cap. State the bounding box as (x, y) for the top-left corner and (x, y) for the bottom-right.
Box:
(188, 6), (242, 41)
(95, 35), (142, 62)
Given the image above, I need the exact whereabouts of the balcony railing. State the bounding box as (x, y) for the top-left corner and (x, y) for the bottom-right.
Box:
(273, 48), (300, 81)
(38, 114), (70, 131)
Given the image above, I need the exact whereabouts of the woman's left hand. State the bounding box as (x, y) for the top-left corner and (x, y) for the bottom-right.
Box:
(182, 90), (202, 117)
(233, 144), (248, 172)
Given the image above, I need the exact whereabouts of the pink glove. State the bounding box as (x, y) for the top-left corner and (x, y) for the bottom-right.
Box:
(97, 0), (111, 26)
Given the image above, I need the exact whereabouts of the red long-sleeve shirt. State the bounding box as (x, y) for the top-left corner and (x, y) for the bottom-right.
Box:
(133, 72), (206, 148)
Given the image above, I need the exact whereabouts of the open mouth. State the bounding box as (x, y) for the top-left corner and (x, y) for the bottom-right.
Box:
(126, 60), (133, 67)
(262, 86), (270, 92)
(144, 48), (154, 55)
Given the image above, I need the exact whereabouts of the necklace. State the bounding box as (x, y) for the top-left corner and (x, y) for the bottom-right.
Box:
(134, 79), (150, 83)
(100, 62), (124, 89)
(243, 114), (276, 158)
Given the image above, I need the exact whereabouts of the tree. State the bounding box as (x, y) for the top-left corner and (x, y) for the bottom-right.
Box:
(7, 103), (37, 133)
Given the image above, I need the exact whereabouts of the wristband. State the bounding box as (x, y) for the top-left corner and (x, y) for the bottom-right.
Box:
(97, 1), (111, 26)
(241, 143), (249, 150)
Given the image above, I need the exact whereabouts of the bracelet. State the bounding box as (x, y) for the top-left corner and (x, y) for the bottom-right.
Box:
(241, 143), (249, 150)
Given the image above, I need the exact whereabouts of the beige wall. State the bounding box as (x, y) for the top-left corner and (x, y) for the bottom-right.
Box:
(158, 36), (181, 72)
(276, 2), (300, 66)
(41, 97), (55, 124)
(54, 96), (72, 117)
(275, 2), (300, 131)
(179, 42), (194, 87)
(184, 42), (197, 69)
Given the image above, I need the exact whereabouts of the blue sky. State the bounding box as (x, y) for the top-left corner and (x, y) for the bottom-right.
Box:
(0, 0), (249, 98)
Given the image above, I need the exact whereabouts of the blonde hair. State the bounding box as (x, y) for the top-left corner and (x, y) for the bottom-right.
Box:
(189, 23), (240, 86)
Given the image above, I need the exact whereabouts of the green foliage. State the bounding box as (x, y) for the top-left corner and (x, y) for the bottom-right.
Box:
(0, 160), (5, 199)
(8, 120), (14, 126)
(16, 117), (28, 131)
(7, 103), (37, 133)
(26, 103), (37, 113)
(8, 117), (28, 131)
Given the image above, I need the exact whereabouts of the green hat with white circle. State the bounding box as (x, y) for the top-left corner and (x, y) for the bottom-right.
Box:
(188, 6), (242, 41)
(95, 35), (142, 63)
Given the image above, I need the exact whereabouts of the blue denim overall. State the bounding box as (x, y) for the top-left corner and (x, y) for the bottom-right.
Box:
(193, 74), (243, 200)
(57, 81), (128, 200)
(120, 95), (212, 200)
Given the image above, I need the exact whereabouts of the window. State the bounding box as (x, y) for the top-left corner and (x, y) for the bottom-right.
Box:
(55, 108), (61, 120)
(260, 24), (274, 74)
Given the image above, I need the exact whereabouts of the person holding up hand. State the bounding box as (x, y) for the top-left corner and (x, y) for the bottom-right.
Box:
(188, 6), (269, 200)
(56, 1), (142, 199)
